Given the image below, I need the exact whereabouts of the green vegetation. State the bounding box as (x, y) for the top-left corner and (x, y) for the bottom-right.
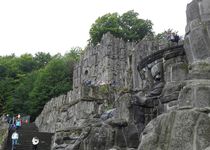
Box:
(0, 10), (157, 121)
(199, 62), (210, 70)
(89, 10), (153, 45)
(179, 63), (189, 72)
(0, 47), (82, 120)
(98, 84), (109, 95)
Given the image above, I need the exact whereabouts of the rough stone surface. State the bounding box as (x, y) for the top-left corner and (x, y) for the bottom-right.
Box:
(35, 33), (188, 150)
(179, 0), (210, 108)
(138, 109), (210, 150)
(185, 0), (210, 71)
(35, 32), (169, 150)
(34, 1), (210, 149)
(35, 31), (186, 150)
(138, 0), (210, 149)
(178, 80), (210, 108)
(34, 31), (177, 150)
(0, 116), (9, 150)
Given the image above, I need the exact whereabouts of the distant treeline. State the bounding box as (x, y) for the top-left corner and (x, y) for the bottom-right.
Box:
(0, 47), (82, 120)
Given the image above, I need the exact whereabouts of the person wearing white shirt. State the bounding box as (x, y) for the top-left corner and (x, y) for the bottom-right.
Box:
(11, 131), (19, 150)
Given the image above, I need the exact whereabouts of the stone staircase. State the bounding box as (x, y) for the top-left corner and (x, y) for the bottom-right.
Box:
(5, 123), (53, 150)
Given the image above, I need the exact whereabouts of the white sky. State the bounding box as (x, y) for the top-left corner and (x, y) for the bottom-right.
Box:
(0, 0), (192, 56)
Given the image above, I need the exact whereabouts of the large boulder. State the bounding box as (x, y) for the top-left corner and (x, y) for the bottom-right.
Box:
(138, 108), (210, 150)
(185, 0), (210, 65)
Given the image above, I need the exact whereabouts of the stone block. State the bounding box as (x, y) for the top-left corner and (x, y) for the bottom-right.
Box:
(115, 128), (127, 148)
(116, 94), (131, 122)
(161, 92), (180, 103)
(138, 109), (210, 150)
(171, 63), (188, 82)
(80, 125), (114, 150)
(199, 0), (210, 22)
(179, 80), (210, 108)
(164, 55), (187, 82)
(190, 26), (210, 61)
(124, 124), (141, 148)
(186, 0), (200, 23)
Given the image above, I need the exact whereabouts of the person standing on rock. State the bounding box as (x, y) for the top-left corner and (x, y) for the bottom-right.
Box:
(32, 136), (39, 150)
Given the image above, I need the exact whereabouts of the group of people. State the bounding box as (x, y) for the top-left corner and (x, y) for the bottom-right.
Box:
(166, 31), (180, 45)
(11, 130), (39, 150)
(4, 114), (39, 150)
(83, 79), (117, 87)
(6, 114), (23, 131)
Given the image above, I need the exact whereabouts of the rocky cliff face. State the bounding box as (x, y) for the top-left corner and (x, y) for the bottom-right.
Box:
(35, 33), (165, 150)
(138, 0), (210, 149)
(0, 116), (9, 150)
(35, 0), (210, 149)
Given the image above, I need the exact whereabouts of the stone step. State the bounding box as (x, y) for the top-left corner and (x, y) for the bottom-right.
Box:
(4, 123), (53, 150)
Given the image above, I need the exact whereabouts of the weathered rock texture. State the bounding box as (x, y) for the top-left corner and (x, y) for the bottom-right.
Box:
(138, 0), (210, 149)
(179, 0), (210, 108)
(0, 117), (9, 150)
(36, 32), (178, 150)
(34, 0), (210, 149)
(138, 108), (210, 150)
(35, 32), (186, 150)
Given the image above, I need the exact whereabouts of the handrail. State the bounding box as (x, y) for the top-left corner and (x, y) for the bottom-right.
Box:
(137, 44), (184, 71)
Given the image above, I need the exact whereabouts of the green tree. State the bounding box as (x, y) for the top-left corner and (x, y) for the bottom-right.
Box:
(0, 55), (19, 78)
(13, 71), (38, 115)
(0, 48), (81, 119)
(89, 10), (153, 45)
(18, 54), (36, 73)
(34, 52), (52, 69)
(0, 77), (17, 114)
(0, 65), (7, 79)
(0, 54), (23, 114)
(89, 13), (120, 45)
(28, 48), (81, 119)
(119, 10), (153, 42)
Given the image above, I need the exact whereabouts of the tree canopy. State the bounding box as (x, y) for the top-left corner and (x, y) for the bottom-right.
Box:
(0, 10), (156, 120)
(89, 10), (153, 45)
(0, 47), (82, 120)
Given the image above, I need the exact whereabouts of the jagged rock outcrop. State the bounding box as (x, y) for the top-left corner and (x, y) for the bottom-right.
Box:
(137, 0), (210, 149)
(138, 108), (210, 150)
(34, 0), (210, 149)
(35, 33), (171, 150)
(0, 116), (9, 150)
(35, 32), (186, 150)
(180, 0), (210, 108)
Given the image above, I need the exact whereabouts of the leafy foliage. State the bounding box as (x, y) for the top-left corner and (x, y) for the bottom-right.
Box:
(89, 10), (153, 45)
(33, 52), (52, 69)
(0, 48), (82, 120)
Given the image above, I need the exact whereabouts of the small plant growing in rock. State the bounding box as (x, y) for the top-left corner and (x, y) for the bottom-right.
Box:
(98, 84), (109, 94)
(180, 63), (189, 72)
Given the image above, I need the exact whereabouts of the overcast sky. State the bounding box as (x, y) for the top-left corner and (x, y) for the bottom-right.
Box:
(0, 0), (192, 56)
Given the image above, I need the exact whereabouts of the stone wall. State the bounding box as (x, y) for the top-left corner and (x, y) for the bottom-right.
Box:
(35, 0), (210, 149)
(138, 0), (210, 149)
(35, 13), (191, 150)
(36, 32), (174, 150)
(35, 32), (161, 132)
(0, 116), (9, 150)
(73, 33), (161, 92)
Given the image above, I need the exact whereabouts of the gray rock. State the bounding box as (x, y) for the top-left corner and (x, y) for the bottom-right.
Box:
(100, 108), (117, 121)
(34, 1), (210, 149)
(179, 80), (210, 108)
(138, 109), (210, 150)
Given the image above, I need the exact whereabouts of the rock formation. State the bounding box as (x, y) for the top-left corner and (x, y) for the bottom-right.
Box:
(138, 0), (210, 149)
(0, 116), (9, 150)
(34, 0), (210, 150)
